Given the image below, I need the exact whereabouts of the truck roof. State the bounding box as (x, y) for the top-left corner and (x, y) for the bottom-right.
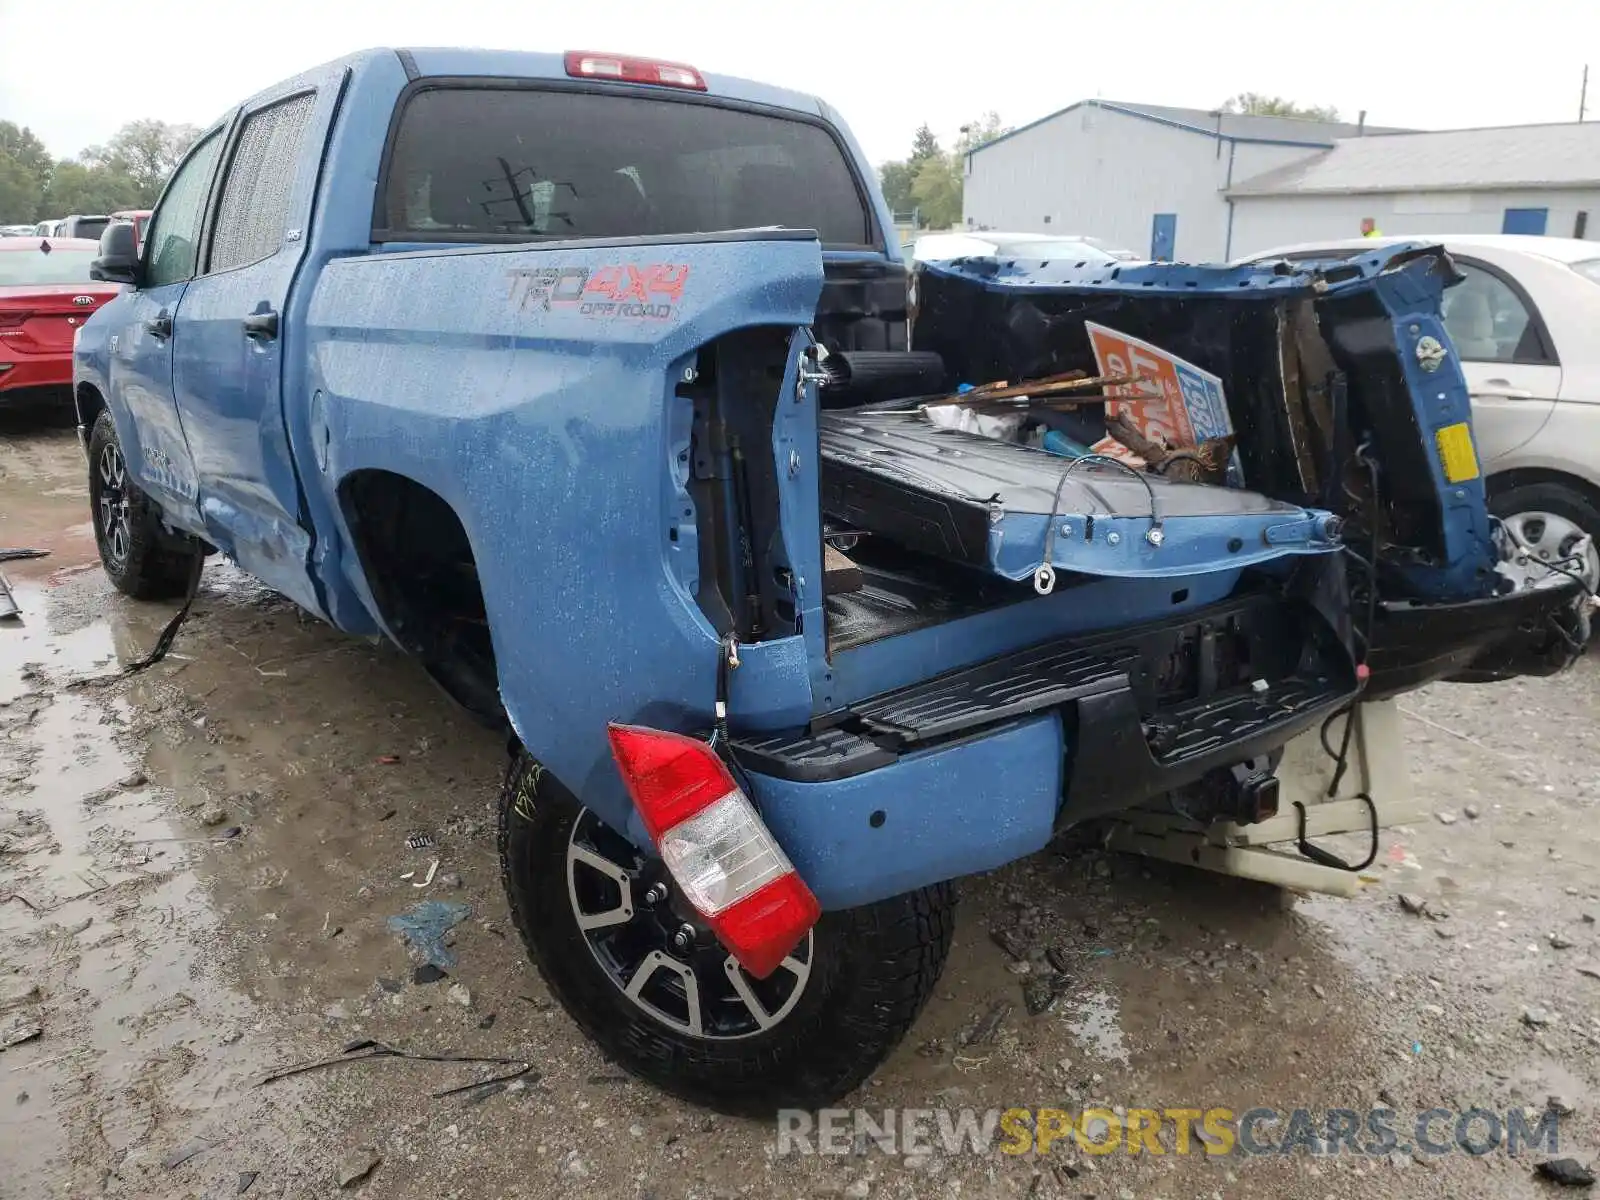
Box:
(233, 47), (827, 124)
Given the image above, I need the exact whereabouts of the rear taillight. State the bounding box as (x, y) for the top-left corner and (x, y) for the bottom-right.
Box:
(564, 51), (707, 91)
(607, 723), (819, 977)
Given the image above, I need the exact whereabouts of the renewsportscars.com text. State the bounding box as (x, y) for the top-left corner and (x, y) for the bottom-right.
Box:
(776, 1106), (1562, 1158)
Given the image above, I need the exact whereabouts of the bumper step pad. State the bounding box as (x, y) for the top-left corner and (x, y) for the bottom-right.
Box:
(734, 594), (1357, 822)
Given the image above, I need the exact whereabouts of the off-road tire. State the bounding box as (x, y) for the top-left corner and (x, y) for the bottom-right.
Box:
(497, 749), (955, 1115)
(87, 409), (204, 600)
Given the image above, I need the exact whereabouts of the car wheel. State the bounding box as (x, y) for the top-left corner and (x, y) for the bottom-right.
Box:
(497, 749), (955, 1115)
(1489, 481), (1600, 601)
(87, 409), (204, 600)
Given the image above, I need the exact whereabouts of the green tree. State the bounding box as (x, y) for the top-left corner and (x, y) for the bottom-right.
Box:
(909, 123), (940, 166)
(0, 150), (44, 224)
(80, 119), (201, 205)
(42, 160), (145, 217)
(1221, 93), (1341, 122)
(0, 121), (51, 180)
(955, 112), (1010, 155)
(910, 153), (962, 230)
(0, 121), (52, 222)
(879, 159), (916, 219)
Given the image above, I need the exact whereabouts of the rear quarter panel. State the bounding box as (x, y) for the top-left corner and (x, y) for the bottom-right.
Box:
(303, 233), (824, 837)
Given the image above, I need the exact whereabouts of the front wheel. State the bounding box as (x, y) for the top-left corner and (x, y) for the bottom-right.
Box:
(496, 750), (955, 1115)
(1490, 481), (1600, 593)
(87, 410), (204, 600)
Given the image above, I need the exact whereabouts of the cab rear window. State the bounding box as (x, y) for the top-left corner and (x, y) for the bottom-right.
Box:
(376, 86), (873, 248)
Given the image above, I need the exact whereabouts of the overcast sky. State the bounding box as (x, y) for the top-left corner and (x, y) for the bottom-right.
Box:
(2, 0), (1596, 165)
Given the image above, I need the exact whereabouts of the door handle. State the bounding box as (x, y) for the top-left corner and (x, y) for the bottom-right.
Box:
(1475, 378), (1534, 400)
(243, 309), (279, 341)
(142, 311), (172, 340)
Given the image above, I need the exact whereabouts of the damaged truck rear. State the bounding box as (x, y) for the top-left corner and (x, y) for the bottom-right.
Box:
(72, 48), (1587, 1114)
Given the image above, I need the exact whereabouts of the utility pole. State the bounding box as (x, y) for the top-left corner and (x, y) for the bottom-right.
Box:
(1582, 64), (1590, 123)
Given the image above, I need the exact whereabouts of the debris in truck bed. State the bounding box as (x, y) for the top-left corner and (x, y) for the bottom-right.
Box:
(1106, 413), (1236, 485)
(1084, 321), (1236, 476)
(823, 545), (863, 593)
(921, 371), (1133, 408)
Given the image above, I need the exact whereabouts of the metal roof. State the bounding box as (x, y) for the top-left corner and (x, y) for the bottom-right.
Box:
(968, 99), (1406, 158)
(1107, 101), (1404, 145)
(1229, 122), (1600, 196)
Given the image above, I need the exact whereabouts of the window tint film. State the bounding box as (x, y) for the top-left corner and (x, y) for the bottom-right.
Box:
(381, 87), (872, 246)
(144, 130), (225, 288)
(210, 92), (316, 273)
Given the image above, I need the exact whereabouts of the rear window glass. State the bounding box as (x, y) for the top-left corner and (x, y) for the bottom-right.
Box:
(0, 246), (98, 285)
(379, 87), (872, 247)
(66, 218), (109, 241)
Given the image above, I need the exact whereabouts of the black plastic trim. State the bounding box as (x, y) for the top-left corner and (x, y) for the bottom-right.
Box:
(1367, 579), (1584, 698)
(359, 226), (822, 263)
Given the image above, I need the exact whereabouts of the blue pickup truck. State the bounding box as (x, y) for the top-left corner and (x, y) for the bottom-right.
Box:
(73, 48), (1582, 1113)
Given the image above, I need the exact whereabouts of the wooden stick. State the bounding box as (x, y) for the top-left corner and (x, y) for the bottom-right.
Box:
(923, 373), (1138, 407)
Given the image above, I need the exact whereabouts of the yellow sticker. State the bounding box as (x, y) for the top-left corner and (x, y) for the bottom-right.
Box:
(1435, 422), (1480, 484)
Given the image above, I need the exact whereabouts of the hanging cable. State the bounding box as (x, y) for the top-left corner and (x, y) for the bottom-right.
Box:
(1035, 453), (1163, 595)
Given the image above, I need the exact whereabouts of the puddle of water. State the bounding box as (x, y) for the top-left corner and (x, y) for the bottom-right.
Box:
(1, 578), (262, 1193)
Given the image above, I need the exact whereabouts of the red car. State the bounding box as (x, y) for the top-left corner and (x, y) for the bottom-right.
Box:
(109, 209), (153, 249)
(0, 237), (123, 400)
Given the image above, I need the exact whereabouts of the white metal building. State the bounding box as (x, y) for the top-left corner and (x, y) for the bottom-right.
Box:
(961, 100), (1395, 262)
(1226, 123), (1600, 255)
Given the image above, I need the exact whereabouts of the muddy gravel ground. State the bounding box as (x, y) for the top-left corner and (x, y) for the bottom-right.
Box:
(3, 408), (1599, 1200)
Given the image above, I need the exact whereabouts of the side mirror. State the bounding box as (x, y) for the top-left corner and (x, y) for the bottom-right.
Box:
(91, 222), (142, 286)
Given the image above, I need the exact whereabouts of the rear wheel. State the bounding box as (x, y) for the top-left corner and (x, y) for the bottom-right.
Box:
(1489, 481), (1600, 599)
(87, 410), (204, 600)
(497, 749), (955, 1115)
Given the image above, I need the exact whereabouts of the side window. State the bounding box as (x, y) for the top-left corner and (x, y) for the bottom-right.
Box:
(1442, 263), (1550, 364)
(144, 130), (226, 288)
(208, 92), (316, 274)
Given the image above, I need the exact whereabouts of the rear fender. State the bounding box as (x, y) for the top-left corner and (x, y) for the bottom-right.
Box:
(302, 231), (826, 840)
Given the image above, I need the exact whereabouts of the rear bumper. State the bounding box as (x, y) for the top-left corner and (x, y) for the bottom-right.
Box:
(0, 353), (71, 394)
(1364, 581), (1586, 700)
(738, 592), (1357, 909)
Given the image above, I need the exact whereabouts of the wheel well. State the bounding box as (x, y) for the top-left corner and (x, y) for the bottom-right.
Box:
(1487, 467), (1600, 514)
(339, 470), (504, 726)
(76, 383), (106, 431)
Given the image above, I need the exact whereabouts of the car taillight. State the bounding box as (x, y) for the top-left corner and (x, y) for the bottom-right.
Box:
(606, 723), (819, 977)
(564, 51), (707, 91)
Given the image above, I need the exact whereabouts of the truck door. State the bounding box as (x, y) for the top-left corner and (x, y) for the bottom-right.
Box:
(168, 75), (346, 615)
(106, 126), (228, 522)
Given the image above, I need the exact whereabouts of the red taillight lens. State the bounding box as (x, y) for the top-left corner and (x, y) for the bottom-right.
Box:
(607, 722), (820, 978)
(606, 724), (738, 841)
(564, 51), (707, 91)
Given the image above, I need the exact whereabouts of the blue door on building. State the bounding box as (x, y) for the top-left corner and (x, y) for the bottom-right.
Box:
(1150, 213), (1177, 261)
(1501, 208), (1548, 235)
